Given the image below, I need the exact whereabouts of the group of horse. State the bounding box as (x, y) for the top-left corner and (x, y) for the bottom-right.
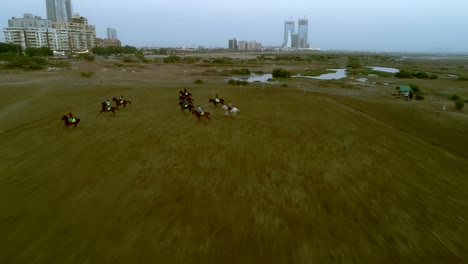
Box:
(61, 96), (132, 128)
(178, 89), (240, 121)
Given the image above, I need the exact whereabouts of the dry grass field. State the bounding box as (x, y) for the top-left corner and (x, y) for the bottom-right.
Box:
(1, 55), (468, 263)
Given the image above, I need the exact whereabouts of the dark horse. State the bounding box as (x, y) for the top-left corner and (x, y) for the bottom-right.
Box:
(61, 115), (80, 128)
(192, 109), (210, 121)
(112, 97), (132, 108)
(209, 98), (224, 108)
(179, 89), (192, 98)
(100, 102), (118, 115)
(179, 101), (194, 112)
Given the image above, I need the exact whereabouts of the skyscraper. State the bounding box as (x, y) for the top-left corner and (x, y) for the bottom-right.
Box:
(46, 0), (73, 22)
(228, 38), (238, 50)
(297, 19), (309, 48)
(283, 20), (295, 48)
(107, 27), (117, 40)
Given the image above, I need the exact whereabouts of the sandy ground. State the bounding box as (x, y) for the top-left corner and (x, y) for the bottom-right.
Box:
(1, 59), (468, 263)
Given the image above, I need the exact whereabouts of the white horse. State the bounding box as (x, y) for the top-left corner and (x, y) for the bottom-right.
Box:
(221, 105), (240, 116)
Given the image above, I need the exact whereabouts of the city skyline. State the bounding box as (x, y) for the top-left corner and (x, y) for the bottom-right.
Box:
(2, 0), (468, 52)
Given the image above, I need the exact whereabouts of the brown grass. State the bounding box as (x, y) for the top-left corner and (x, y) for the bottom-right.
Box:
(1, 57), (467, 263)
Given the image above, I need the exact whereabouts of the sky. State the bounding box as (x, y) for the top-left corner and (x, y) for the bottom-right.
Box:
(2, 0), (468, 53)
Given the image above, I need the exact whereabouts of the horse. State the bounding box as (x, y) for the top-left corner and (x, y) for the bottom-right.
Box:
(112, 97), (132, 108)
(61, 115), (80, 128)
(192, 109), (210, 121)
(179, 101), (194, 112)
(100, 102), (118, 115)
(208, 98), (224, 108)
(179, 90), (192, 98)
(179, 95), (194, 104)
(221, 105), (240, 117)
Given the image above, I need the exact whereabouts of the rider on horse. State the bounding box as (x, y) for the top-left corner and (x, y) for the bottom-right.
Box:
(106, 100), (111, 111)
(119, 95), (124, 104)
(228, 102), (233, 111)
(67, 112), (76, 123)
(215, 93), (220, 103)
(183, 98), (189, 108)
(198, 105), (204, 115)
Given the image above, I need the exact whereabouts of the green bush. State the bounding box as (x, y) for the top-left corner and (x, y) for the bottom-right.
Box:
(231, 68), (251, 75)
(412, 72), (430, 79)
(395, 70), (413, 78)
(429, 74), (439, 79)
(455, 98), (464, 110)
(451, 94), (461, 101)
(346, 61), (362, 69)
(280, 83), (288, 87)
(458, 76), (468, 81)
(162, 55), (180, 63)
(7, 56), (48, 70)
(193, 79), (204, 84)
(80, 71), (94, 78)
(272, 68), (291, 78)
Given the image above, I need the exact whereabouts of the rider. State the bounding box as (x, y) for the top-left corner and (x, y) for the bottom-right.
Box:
(183, 98), (189, 108)
(184, 88), (189, 97)
(228, 101), (233, 111)
(215, 93), (220, 103)
(119, 95), (124, 104)
(197, 104), (204, 115)
(106, 99), (111, 110)
(67, 112), (75, 123)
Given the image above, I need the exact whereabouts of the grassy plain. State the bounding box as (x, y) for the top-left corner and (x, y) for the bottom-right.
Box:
(1, 52), (468, 263)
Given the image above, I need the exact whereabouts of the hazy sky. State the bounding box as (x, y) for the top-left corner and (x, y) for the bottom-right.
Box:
(2, 0), (468, 52)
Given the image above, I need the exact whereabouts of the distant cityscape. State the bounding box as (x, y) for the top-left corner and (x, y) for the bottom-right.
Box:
(3, 0), (120, 52)
(2, 0), (310, 52)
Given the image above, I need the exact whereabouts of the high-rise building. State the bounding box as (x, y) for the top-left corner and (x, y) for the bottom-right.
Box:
(46, 0), (73, 22)
(298, 18), (309, 48)
(8, 14), (51, 28)
(283, 20), (295, 47)
(282, 18), (309, 49)
(228, 38), (238, 50)
(107, 27), (117, 40)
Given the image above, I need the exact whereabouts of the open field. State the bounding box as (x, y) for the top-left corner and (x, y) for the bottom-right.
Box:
(1, 53), (468, 263)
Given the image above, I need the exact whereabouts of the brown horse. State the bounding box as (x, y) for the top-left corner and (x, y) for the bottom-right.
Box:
(112, 97), (132, 108)
(209, 98), (224, 108)
(100, 102), (118, 115)
(192, 109), (210, 121)
(61, 115), (80, 128)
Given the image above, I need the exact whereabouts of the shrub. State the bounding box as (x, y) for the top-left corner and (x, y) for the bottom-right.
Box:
(231, 68), (251, 75)
(228, 79), (236, 85)
(412, 72), (430, 79)
(395, 70), (413, 78)
(458, 76), (468, 81)
(272, 68), (291, 78)
(163, 55), (180, 63)
(346, 61), (362, 69)
(408, 83), (424, 100)
(451, 94), (461, 101)
(80, 71), (94, 78)
(193, 79), (204, 84)
(6, 56), (48, 70)
(455, 98), (464, 110)
(429, 74), (438, 79)
(280, 83), (288, 87)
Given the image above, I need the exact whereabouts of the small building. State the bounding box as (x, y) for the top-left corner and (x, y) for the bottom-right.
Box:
(396, 85), (412, 94)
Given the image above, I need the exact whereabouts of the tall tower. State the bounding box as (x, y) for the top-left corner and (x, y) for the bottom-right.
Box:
(46, 0), (73, 22)
(298, 18), (309, 48)
(283, 20), (295, 48)
(107, 28), (118, 39)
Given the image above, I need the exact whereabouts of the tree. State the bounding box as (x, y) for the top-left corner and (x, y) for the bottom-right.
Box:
(0, 42), (22, 54)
